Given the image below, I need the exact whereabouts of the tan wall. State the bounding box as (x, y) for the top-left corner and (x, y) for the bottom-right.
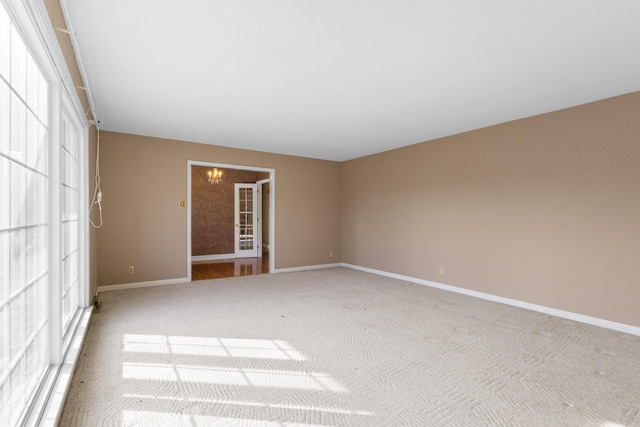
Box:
(191, 166), (268, 256)
(45, 0), (99, 299)
(98, 131), (341, 286)
(342, 91), (640, 328)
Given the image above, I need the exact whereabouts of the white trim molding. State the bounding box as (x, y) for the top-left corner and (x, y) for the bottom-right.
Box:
(341, 263), (640, 337)
(274, 263), (342, 274)
(192, 254), (234, 262)
(97, 277), (189, 293)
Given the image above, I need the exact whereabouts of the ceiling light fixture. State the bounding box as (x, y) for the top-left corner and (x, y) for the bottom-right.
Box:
(207, 168), (223, 184)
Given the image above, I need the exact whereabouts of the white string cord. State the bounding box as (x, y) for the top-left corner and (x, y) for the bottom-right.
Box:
(89, 125), (103, 228)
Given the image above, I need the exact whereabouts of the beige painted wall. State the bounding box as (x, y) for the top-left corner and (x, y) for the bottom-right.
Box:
(97, 131), (341, 286)
(342, 91), (640, 327)
(45, 0), (99, 299)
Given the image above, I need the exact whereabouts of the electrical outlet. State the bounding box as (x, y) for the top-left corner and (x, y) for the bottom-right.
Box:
(128, 266), (134, 274)
(439, 267), (444, 275)
(329, 251), (333, 258)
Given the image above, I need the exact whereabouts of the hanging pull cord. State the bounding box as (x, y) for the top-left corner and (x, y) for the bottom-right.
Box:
(89, 125), (103, 228)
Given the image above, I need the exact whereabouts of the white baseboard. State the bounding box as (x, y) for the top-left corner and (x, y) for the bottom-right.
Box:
(97, 277), (189, 293)
(274, 263), (341, 274)
(192, 253), (234, 262)
(341, 263), (640, 337)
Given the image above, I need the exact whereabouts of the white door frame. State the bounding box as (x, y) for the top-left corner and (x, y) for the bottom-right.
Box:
(187, 161), (275, 281)
(256, 178), (270, 258)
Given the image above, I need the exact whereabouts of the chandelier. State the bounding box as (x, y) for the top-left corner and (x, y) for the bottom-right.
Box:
(207, 168), (223, 184)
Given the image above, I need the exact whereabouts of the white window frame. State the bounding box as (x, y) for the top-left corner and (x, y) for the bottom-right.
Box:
(1, 0), (91, 426)
(59, 95), (87, 340)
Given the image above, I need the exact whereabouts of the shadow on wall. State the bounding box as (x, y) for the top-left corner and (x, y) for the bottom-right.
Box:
(191, 166), (268, 256)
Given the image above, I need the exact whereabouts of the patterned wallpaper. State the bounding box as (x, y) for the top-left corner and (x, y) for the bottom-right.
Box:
(191, 166), (269, 256)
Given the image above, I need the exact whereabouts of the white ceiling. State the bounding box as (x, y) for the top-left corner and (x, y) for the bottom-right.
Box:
(62, 1), (640, 161)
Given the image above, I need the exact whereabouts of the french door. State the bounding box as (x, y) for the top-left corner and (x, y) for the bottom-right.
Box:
(234, 183), (258, 258)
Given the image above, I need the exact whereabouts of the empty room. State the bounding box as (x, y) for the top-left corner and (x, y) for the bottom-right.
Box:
(1, 0), (639, 426)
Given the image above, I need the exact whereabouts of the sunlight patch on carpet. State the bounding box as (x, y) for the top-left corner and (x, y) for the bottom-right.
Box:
(123, 334), (306, 360)
(122, 394), (375, 417)
(123, 362), (347, 392)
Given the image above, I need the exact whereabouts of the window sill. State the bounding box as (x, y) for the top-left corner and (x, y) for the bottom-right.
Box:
(26, 307), (93, 427)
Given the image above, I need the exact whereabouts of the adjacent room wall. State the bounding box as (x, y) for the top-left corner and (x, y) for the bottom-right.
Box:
(97, 131), (341, 286)
(191, 166), (268, 256)
(342, 91), (640, 328)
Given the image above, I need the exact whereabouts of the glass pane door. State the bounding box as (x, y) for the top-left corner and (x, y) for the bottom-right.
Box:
(234, 184), (258, 258)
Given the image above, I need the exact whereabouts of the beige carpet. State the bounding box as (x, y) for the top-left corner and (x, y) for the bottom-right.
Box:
(60, 268), (640, 426)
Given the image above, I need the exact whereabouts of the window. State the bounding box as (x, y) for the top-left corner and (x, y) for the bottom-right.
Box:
(61, 110), (80, 335)
(0, 5), (50, 424)
(0, 1), (88, 425)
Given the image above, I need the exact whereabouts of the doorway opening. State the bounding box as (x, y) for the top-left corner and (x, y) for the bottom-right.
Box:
(187, 161), (275, 281)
